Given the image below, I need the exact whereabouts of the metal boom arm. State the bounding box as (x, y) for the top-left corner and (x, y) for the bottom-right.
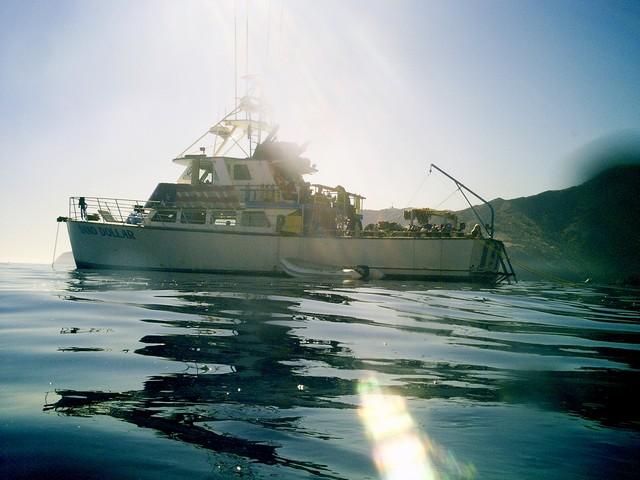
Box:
(429, 164), (495, 238)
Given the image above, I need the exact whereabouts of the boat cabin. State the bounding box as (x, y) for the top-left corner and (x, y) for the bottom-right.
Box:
(68, 92), (367, 237)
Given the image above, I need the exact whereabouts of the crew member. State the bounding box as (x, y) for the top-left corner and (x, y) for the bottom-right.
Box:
(471, 224), (483, 238)
(78, 197), (87, 220)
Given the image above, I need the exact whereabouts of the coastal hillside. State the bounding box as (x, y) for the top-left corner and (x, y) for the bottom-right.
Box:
(364, 166), (640, 283)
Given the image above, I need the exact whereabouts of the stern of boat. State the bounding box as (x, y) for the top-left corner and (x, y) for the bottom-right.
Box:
(470, 238), (517, 284)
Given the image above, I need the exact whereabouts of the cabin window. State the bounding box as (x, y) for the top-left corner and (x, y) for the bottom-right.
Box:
(199, 164), (218, 184)
(200, 171), (213, 184)
(241, 211), (270, 227)
(233, 164), (251, 180)
(151, 210), (177, 223)
(180, 209), (206, 225)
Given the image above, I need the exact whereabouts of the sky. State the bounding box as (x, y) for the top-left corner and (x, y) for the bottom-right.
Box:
(1, 0), (639, 263)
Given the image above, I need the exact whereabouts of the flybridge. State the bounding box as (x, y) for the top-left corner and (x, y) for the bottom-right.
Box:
(172, 146), (316, 189)
(176, 92), (273, 160)
(170, 87), (317, 196)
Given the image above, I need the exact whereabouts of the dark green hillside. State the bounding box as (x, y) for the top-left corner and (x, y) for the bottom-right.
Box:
(457, 166), (640, 282)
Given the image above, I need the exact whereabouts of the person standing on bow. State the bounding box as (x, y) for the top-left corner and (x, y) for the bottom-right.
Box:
(78, 197), (87, 220)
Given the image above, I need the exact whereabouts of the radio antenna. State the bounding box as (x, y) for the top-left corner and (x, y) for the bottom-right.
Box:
(234, 1), (238, 112)
(265, 0), (272, 68)
(245, 0), (249, 95)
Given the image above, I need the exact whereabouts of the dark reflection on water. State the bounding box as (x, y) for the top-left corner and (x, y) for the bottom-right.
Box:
(1, 265), (640, 479)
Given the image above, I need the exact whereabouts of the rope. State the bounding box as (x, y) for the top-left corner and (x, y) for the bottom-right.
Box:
(391, 176), (459, 225)
(434, 186), (461, 209)
(482, 238), (578, 285)
(403, 174), (428, 208)
(388, 173), (429, 224)
(51, 222), (60, 269)
(509, 257), (577, 285)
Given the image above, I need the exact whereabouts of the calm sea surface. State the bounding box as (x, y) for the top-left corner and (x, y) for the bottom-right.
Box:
(1, 263), (639, 479)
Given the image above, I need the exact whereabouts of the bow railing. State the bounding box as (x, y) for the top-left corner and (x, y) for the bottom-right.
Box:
(68, 197), (154, 224)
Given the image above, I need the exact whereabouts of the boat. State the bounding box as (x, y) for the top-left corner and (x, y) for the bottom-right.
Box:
(279, 257), (385, 280)
(58, 89), (516, 284)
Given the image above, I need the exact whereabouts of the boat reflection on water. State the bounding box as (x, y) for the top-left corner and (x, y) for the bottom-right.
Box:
(41, 269), (640, 478)
(44, 270), (373, 478)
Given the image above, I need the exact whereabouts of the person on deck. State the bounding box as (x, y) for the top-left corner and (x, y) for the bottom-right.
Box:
(335, 185), (359, 233)
(78, 197), (87, 220)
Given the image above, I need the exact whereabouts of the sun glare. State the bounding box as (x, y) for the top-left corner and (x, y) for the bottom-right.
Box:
(358, 377), (476, 480)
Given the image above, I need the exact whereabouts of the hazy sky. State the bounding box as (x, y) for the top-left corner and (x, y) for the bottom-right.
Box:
(1, 0), (639, 263)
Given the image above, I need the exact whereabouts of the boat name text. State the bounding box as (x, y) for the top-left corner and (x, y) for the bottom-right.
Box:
(79, 225), (136, 240)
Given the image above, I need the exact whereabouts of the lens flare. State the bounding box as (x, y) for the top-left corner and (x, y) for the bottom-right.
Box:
(358, 377), (476, 480)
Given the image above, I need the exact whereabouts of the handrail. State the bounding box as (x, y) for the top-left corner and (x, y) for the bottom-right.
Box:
(69, 197), (156, 224)
(67, 196), (290, 229)
(429, 164), (495, 238)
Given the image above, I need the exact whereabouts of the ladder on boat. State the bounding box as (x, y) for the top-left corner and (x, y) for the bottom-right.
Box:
(496, 242), (517, 284)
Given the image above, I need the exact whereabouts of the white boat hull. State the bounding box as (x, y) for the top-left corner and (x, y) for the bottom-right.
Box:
(67, 221), (506, 282)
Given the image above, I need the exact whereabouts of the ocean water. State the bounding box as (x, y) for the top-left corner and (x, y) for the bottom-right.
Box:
(1, 264), (639, 479)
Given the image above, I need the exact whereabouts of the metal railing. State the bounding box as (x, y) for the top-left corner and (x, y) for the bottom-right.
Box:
(67, 196), (292, 231)
(69, 197), (154, 224)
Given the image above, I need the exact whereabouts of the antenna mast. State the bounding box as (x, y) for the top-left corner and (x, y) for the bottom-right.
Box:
(245, 0), (251, 155)
(245, 0), (250, 94)
(234, 1), (238, 112)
